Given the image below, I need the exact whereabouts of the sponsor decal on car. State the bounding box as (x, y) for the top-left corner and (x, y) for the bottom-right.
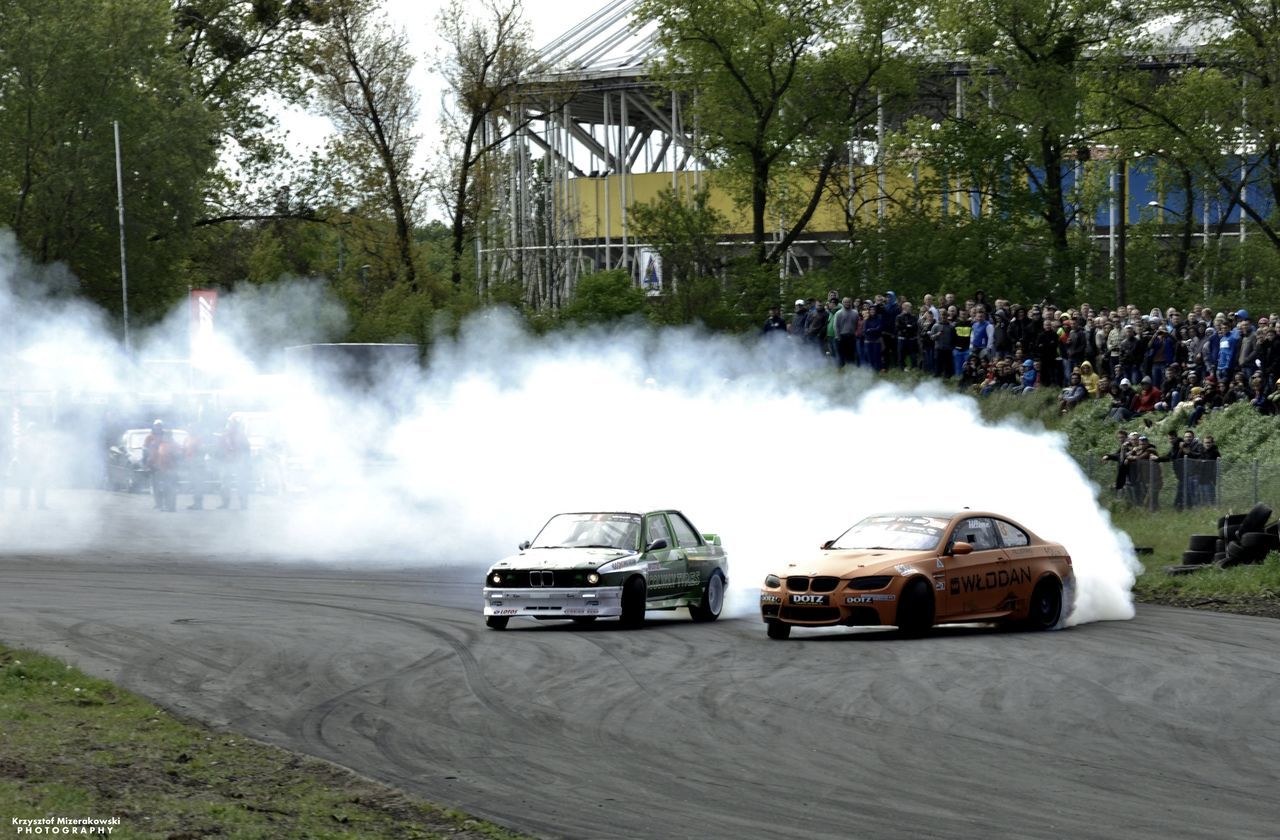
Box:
(845, 594), (895, 604)
(949, 566), (1032, 595)
(760, 594), (782, 604)
(597, 554), (643, 573)
(650, 571), (701, 589)
(791, 593), (828, 605)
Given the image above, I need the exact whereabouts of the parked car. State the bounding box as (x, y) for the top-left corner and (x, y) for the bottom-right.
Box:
(483, 510), (729, 630)
(759, 511), (1075, 639)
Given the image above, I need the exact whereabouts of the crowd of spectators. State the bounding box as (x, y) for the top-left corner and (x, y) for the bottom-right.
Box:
(764, 289), (1280, 425)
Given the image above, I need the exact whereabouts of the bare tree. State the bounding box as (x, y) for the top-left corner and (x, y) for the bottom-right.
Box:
(434, 0), (539, 287)
(311, 0), (421, 291)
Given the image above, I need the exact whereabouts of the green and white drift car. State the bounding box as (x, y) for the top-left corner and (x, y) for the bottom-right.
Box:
(483, 510), (728, 629)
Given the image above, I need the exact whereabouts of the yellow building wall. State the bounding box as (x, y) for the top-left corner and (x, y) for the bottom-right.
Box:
(562, 166), (957, 239)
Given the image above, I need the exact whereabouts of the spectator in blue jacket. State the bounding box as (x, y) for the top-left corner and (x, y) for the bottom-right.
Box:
(1214, 321), (1239, 380)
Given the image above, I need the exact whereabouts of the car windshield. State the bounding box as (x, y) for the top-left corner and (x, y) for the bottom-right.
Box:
(530, 513), (641, 551)
(829, 515), (948, 551)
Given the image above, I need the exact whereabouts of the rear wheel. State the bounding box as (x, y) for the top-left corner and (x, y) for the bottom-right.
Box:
(895, 579), (934, 637)
(1024, 577), (1063, 631)
(766, 621), (791, 640)
(620, 577), (646, 628)
(485, 616), (509, 630)
(689, 571), (726, 622)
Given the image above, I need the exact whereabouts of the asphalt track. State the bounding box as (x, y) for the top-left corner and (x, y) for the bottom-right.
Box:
(1, 493), (1278, 840)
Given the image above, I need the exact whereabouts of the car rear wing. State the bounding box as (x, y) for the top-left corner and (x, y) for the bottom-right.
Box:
(702, 533), (721, 546)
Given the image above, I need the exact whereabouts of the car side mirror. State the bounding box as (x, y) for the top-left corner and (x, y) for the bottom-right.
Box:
(951, 541), (974, 556)
(518, 540), (530, 551)
(645, 538), (668, 552)
(821, 539), (835, 550)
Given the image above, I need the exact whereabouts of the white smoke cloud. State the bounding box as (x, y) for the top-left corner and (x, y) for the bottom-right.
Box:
(0, 231), (1138, 627)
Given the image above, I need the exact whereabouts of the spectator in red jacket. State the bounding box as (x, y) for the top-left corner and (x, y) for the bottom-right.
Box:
(1130, 376), (1162, 415)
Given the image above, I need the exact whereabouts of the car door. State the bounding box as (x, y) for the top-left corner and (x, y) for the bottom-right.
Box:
(668, 511), (712, 603)
(941, 517), (1008, 616)
(642, 513), (688, 605)
(992, 518), (1036, 613)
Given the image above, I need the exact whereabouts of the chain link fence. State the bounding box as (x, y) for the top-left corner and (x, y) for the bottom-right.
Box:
(1077, 455), (1280, 512)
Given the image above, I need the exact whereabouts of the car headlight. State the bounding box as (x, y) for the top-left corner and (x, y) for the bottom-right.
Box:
(489, 572), (502, 585)
(764, 574), (781, 588)
(587, 572), (599, 585)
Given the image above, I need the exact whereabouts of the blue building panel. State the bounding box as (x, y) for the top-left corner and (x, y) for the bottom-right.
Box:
(1127, 159), (1158, 222)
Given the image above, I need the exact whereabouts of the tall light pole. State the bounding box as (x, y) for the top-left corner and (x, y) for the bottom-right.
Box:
(113, 120), (131, 355)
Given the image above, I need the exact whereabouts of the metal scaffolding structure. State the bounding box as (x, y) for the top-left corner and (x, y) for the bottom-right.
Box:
(479, 0), (711, 307)
(479, 3), (1237, 308)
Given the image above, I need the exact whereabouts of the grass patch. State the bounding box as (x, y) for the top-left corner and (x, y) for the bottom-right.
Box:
(1110, 505), (1280, 609)
(0, 644), (529, 840)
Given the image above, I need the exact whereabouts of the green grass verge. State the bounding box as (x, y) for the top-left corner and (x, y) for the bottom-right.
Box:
(0, 644), (529, 840)
(1110, 505), (1280, 606)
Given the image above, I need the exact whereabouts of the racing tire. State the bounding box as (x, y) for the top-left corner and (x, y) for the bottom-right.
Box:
(895, 579), (934, 637)
(1221, 542), (1264, 567)
(1267, 521), (1280, 538)
(1187, 535), (1217, 553)
(1240, 532), (1280, 552)
(1216, 539), (1226, 554)
(1221, 514), (1247, 543)
(1240, 503), (1273, 535)
(688, 571), (726, 623)
(1024, 577), (1064, 630)
(620, 577), (646, 628)
(1165, 564), (1206, 576)
(571, 616), (597, 625)
(485, 615), (509, 630)
(1181, 550), (1214, 566)
(766, 621), (791, 640)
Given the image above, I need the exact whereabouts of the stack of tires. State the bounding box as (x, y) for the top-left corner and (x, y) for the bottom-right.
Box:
(1217, 504), (1279, 568)
(1167, 504), (1278, 575)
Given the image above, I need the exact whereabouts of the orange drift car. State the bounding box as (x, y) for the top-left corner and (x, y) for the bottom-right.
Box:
(759, 511), (1074, 640)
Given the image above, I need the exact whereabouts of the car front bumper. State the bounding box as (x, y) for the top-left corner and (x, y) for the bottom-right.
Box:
(759, 589), (895, 627)
(484, 586), (623, 619)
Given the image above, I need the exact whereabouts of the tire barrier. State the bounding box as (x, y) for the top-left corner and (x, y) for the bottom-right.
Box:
(1169, 503), (1279, 576)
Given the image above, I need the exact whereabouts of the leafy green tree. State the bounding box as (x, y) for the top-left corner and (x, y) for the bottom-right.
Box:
(171, 0), (324, 224)
(433, 0), (539, 288)
(309, 0), (422, 293)
(917, 0), (1145, 288)
(637, 0), (913, 265)
(1113, 6), (1280, 261)
(560, 270), (648, 325)
(0, 0), (219, 320)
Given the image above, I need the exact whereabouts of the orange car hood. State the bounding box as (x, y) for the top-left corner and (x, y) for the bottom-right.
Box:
(782, 549), (934, 576)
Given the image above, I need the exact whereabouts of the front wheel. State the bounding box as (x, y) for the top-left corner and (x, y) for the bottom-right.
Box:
(688, 571), (726, 622)
(620, 577), (646, 628)
(1024, 578), (1063, 631)
(895, 578), (934, 637)
(485, 615), (509, 630)
(766, 621), (791, 640)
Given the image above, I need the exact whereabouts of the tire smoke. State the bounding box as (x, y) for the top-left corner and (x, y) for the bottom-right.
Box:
(0, 235), (1138, 625)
